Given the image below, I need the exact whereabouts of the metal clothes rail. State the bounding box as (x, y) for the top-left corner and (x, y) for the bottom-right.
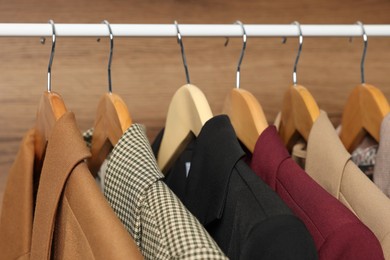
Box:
(0, 24), (390, 37)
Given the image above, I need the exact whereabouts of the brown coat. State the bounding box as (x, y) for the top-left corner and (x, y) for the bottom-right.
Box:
(0, 112), (143, 260)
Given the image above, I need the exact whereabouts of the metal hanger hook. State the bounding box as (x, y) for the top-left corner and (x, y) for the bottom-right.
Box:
(102, 20), (114, 93)
(174, 21), (191, 84)
(47, 19), (56, 92)
(235, 21), (247, 89)
(292, 21), (303, 85)
(356, 21), (368, 84)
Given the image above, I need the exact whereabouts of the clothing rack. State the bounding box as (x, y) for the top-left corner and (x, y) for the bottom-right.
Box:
(1, 24), (390, 37)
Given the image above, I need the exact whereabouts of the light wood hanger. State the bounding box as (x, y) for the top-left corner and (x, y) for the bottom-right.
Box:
(278, 22), (320, 151)
(35, 20), (67, 163)
(340, 84), (389, 152)
(35, 91), (67, 163)
(224, 89), (268, 152)
(89, 93), (132, 175)
(157, 21), (213, 173)
(222, 21), (268, 153)
(89, 20), (132, 175)
(158, 84), (212, 173)
(279, 85), (320, 149)
(340, 22), (390, 152)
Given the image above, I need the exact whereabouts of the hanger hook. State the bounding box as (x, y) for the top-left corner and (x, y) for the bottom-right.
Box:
(356, 21), (367, 84)
(102, 20), (114, 93)
(174, 21), (191, 84)
(235, 21), (247, 89)
(292, 21), (303, 85)
(47, 20), (56, 92)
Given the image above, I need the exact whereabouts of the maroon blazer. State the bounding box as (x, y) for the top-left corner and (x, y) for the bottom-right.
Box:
(249, 126), (384, 259)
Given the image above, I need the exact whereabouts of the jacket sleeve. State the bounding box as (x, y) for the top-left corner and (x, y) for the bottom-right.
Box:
(240, 215), (318, 260)
(319, 222), (384, 259)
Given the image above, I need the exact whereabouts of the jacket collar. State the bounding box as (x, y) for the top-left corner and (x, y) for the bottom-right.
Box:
(185, 115), (245, 226)
(42, 112), (91, 174)
(305, 111), (351, 199)
(31, 112), (91, 258)
(250, 126), (290, 190)
(107, 123), (164, 192)
(105, 124), (164, 237)
(84, 124), (165, 233)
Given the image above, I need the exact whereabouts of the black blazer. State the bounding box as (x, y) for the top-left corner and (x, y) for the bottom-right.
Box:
(153, 115), (317, 260)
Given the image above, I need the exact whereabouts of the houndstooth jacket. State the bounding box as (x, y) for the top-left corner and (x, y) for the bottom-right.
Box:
(84, 125), (227, 259)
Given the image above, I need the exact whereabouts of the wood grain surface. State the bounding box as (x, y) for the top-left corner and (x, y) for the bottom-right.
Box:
(1, 0), (390, 213)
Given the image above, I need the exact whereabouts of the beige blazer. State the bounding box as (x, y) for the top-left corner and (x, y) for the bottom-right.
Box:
(305, 111), (390, 259)
(0, 112), (143, 260)
(374, 113), (390, 197)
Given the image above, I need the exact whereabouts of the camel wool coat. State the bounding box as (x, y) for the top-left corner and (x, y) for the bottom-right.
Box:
(0, 112), (143, 260)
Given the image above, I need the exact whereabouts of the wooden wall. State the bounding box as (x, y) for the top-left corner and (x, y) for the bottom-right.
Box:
(1, 0), (390, 211)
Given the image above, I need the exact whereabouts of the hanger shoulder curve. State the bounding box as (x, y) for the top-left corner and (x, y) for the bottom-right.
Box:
(362, 84), (390, 140)
(223, 88), (268, 152)
(292, 84), (320, 139)
(89, 93), (132, 175)
(280, 84), (320, 149)
(35, 91), (67, 161)
(107, 93), (133, 136)
(340, 86), (364, 152)
(157, 84), (213, 173)
(340, 83), (390, 152)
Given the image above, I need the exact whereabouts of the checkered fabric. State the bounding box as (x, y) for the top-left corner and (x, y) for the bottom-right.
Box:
(85, 125), (227, 259)
(83, 128), (94, 149)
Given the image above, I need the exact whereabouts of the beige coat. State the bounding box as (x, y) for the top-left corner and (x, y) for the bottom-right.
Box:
(0, 112), (143, 259)
(305, 111), (390, 259)
(374, 113), (390, 197)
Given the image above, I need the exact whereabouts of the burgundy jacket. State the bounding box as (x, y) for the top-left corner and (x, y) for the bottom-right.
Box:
(249, 126), (384, 259)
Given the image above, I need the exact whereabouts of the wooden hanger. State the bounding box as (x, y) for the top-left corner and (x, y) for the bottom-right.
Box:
(35, 91), (67, 163)
(278, 22), (320, 151)
(339, 22), (390, 152)
(88, 20), (132, 175)
(222, 21), (268, 153)
(35, 20), (67, 163)
(279, 84), (320, 150)
(157, 84), (212, 173)
(89, 93), (132, 175)
(223, 88), (268, 152)
(157, 21), (212, 173)
(340, 83), (389, 152)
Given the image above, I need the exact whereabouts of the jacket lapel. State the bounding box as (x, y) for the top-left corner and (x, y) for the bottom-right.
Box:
(305, 111), (350, 200)
(30, 112), (90, 259)
(184, 115), (245, 226)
